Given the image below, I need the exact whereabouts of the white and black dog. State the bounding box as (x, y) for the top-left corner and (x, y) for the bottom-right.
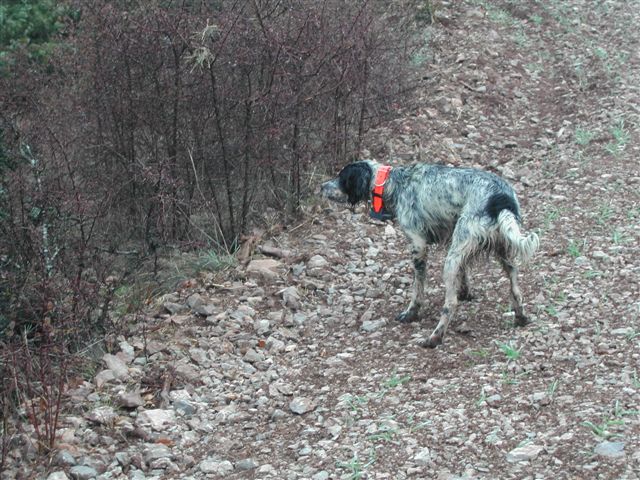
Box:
(321, 160), (539, 348)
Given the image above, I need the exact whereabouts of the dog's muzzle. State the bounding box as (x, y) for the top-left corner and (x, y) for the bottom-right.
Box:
(320, 179), (348, 203)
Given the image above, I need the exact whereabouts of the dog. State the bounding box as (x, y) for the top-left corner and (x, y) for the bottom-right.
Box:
(320, 160), (539, 348)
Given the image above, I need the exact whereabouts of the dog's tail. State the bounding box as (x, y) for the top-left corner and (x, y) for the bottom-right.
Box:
(497, 210), (539, 263)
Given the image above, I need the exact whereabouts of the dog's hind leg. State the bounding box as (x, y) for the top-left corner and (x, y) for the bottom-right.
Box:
(457, 267), (474, 301)
(498, 256), (529, 326)
(396, 233), (428, 323)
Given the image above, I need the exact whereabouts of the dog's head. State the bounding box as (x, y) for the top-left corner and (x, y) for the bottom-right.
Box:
(320, 161), (373, 205)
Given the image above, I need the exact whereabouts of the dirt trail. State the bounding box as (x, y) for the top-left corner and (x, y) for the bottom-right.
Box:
(13, 1), (640, 480)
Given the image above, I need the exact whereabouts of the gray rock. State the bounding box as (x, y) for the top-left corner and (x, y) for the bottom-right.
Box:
(118, 341), (135, 363)
(592, 250), (610, 261)
(247, 259), (282, 280)
(186, 293), (204, 308)
(530, 392), (551, 406)
(143, 443), (174, 462)
(293, 312), (308, 326)
(199, 459), (234, 475)
(117, 390), (144, 408)
(611, 327), (634, 336)
(230, 304), (256, 320)
(254, 319), (271, 335)
(55, 449), (77, 466)
(244, 348), (265, 364)
(192, 303), (217, 316)
(307, 255), (329, 269)
(236, 458), (258, 471)
(281, 286), (301, 309)
(361, 319), (386, 333)
(94, 369), (116, 388)
(114, 452), (131, 468)
(506, 444), (544, 462)
(257, 464), (277, 476)
(312, 471), (330, 480)
(384, 224), (397, 237)
(175, 363), (200, 382)
(85, 406), (118, 425)
(136, 409), (176, 431)
(289, 397), (316, 415)
(271, 409), (287, 420)
(164, 301), (188, 315)
(594, 441), (625, 458)
(266, 337), (286, 352)
(174, 399), (197, 416)
(574, 256), (590, 266)
(188, 347), (209, 365)
(413, 447), (431, 466)
(69, 466), (98, 480)
(102, 354), (129, 379)
(48, 472), (70, 480)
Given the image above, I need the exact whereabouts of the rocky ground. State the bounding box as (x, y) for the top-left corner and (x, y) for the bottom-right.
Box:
(5, 1), (640, 479)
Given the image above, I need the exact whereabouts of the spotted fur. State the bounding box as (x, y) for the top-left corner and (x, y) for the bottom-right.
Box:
(321, 160), (539, 348)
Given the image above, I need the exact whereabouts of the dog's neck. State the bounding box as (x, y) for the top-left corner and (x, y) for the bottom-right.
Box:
(367, 161), (394, 221)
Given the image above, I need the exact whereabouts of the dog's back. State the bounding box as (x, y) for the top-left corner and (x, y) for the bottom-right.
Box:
(385, 164), (522, 246)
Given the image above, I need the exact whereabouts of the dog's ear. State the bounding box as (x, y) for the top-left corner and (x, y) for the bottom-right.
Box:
(339, 162), (372, 205)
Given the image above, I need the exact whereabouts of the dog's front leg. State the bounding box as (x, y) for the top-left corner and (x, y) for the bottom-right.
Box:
(418, 251), (463, 348)
(397, 236), (427, 323)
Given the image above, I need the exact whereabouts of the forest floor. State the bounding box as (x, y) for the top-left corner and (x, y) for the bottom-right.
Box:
(8, 1), (640, 479)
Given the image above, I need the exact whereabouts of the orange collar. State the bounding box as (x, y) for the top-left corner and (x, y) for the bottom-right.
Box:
(371, 165), (392, 219)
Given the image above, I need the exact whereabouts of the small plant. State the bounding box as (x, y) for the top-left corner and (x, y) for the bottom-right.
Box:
(626, 330), (640, 341)
(543, 206), (561, 229)
(611, 229), (627, 245)
(582, 419), (624, 439)
(195, 249), (237, 273)
(513, 29), (528, 47)
(545, 305), (558, 317)
(530, 14), (543, 25)
(567, 240), (583, 258)
(583, 269), (603, 279)
(383, 373), (411, 389)
(496, 341), (522, 361)
(597, 204), (615, 225)
(574, 128), (595, 146)
(605, 120), (630, 156)
(469, 348), (490, 358)
(475, 388), (487, 407)
(613, 400), (640, 418)
(500, 371), (521, 385)
(408, 419), (431, 433)
(488, 7), (513, 25)
(337, 450), (376, 480)
(377, 372), (411, 398)
(367, 425), (398, 443)
(593, 46), (608, 60)
(547, 378), (560, 398)
(342, 394), (369, 417)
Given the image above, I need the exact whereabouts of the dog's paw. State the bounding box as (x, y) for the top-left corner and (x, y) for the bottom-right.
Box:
(396, 311), (418, 323)
(417, 335), (442, 348)
(515, 315), (530, 327)
(457, 290), (475, 302)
